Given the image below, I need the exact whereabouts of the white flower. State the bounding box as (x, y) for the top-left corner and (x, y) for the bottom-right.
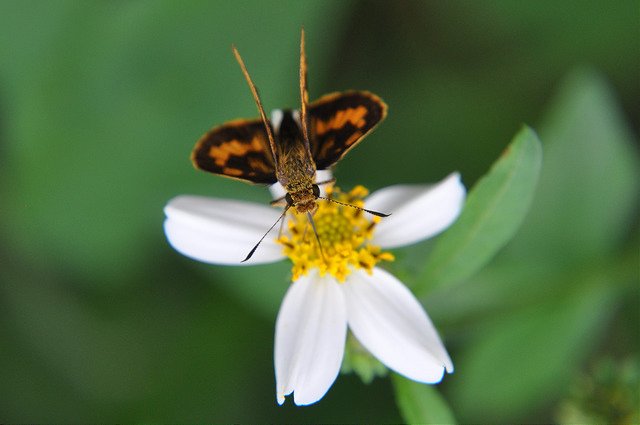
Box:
(164, 172), (466, 405)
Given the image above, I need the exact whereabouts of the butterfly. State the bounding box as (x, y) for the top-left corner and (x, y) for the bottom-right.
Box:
(191, 29), (388, 261)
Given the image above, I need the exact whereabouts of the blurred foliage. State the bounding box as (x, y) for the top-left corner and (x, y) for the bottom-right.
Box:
(422, 68), (639, 423)
(341, 332), (388, 384)
(0, 0), (638, 422)
(555, 356), (640, 424)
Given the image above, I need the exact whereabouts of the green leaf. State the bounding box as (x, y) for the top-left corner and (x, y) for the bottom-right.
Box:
(392, 374), (457, 425)
(416, 126), (542, 294)
(422, 69), (640, 422)
(423, 69), (640, 324)
(502, 69), (640, 269)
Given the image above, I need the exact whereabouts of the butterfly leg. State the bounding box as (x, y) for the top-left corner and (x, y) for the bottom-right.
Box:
(277, 209), (288, 238)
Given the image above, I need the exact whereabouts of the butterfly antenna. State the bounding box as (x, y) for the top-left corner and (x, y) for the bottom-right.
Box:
(318, 196), (391, 217)
(299, 28), (312, 156)
(232, 45), (278, 160)
(242, 206), (290, 263)
(306, 212), (327, 263)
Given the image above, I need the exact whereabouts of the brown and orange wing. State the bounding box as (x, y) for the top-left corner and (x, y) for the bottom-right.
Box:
(191, 118), (277, 184)
(308, 91), (387, 170)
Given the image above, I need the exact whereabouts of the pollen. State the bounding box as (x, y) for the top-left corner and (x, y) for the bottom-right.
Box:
(278, 185), (394, 282)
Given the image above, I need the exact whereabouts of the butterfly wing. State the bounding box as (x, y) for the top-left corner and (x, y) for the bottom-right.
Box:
(191, 118), (277, 184)
(307, 91), (387, 170)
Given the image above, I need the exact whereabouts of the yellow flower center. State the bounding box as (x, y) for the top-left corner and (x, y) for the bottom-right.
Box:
(278, 185), (394, 282)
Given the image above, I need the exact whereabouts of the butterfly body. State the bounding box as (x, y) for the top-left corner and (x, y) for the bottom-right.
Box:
(270, 109), (317, 214)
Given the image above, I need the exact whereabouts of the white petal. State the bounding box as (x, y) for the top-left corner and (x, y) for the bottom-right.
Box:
(343, 268), (453, 383)
(366, 172), (466, 248)
(163, 195), (285, 265)
(275, 271), (347, 406)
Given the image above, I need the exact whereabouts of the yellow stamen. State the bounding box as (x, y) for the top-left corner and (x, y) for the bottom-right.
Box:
(278, 185), (394, 282)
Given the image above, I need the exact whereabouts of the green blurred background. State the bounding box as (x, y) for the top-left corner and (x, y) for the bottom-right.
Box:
(0, 1), (638, 422)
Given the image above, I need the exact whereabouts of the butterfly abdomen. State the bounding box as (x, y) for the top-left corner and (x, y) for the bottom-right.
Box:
(271, 109), (317, 208)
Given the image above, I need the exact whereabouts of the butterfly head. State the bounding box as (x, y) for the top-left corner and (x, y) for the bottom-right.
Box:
(285, 183), (321, 214)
